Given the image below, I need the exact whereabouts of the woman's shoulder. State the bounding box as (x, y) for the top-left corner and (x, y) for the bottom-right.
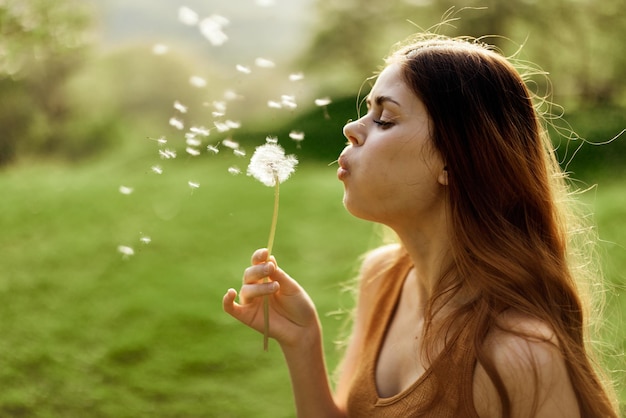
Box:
(358, 243), (405, 281)
(473, 311), (580, 417)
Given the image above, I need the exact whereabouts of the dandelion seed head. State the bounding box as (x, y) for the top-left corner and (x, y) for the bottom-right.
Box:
(233, 148), (246, 157)
(186, 147), (201, 156)
(151, 165), (163, 174)
(207, 144), (219, 154)
(247, 143), (298, 187)
(173, 101), (188, 113)
(289, 72), (304, 81)
(152, 44), (169, 55)
(221, 138), (239, 149)
(189, 76), (207, 88)
(169, 117), (184, 130)
(199, 15), (229, 46)
(255, 57), (275, 68)
(119, 185), (133, 195)
(188, 181), (200, 189)
(289, 130), (305, 142)
(315, 97), (332, 107)
(178, 6), (199, 25)
(228, 166), (241, 175)
(117, 245), (135, 258)
(236, 64), (251, 74)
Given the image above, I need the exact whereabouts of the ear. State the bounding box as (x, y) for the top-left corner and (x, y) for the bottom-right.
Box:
(438, 165), (448, 186)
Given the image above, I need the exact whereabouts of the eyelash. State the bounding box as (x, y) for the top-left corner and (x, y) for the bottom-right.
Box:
(373, 119), (394, 129)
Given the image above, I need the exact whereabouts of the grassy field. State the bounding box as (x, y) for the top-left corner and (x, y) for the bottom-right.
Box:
(0, 147), (624, 417)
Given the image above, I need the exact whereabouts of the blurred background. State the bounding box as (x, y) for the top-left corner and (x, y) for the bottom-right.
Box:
(0, 0), (624, 416)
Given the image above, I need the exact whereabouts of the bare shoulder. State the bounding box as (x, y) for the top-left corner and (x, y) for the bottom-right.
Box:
(473, 312), (580, 418)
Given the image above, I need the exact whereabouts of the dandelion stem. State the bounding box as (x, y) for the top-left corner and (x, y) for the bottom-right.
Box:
(263, 173), (280, 351)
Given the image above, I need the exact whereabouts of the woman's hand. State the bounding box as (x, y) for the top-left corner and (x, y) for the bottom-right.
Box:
(222, 248), (320, 348)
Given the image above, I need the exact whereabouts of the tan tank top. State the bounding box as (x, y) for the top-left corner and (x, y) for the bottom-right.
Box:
(346, 253), (480, 417)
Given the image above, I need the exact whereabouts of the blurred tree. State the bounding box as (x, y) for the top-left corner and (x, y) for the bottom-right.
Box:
(0, 0), (92, 165)
(301, 0), (626, 108)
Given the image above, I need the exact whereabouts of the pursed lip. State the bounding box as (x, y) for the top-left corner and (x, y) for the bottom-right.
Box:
(337, 154), (350, 180)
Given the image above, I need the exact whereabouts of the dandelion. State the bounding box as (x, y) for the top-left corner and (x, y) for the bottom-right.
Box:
(265, 136), (278, 144)
(190, 126), (210, 136)
(228, 166), (241, 175)
(247, 141), (298, 351)
(117, 245), (134, 259)
(189, 76), (207, 88)
(169, 117), (184, 130)
(207, 144), (219, 154)
(214, 121), (230, 132)
(173, 101), (188, 113)
(186, 136), (202, 147)
(119, 185), (133, 195)
(199, 15), (229, 46)
(151, 165), (163, 174)
(159, 149), (177, 159)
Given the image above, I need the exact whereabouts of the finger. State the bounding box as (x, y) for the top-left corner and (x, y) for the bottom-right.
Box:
(242, 262), (275, 285)
(251, 248), (269, 265)
(222, 288), (239, 316)
(239, 281), (279, 304)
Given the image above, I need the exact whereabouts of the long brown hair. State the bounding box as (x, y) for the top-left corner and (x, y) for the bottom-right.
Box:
(387, 35), (618, 417)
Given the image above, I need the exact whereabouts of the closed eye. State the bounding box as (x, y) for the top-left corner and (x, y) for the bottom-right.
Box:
(373, 119), (394, 129)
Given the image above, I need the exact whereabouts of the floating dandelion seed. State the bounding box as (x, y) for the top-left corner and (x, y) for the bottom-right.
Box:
(186, 147), (201, 156)
(228, 166), (241, 175)
(190, 126), (210, 136)
(212, 111), (225, 118)
(315, 97), (332, 107)
(236, 64), (251, 74)
(255, 0), (276, 6)
(140, 236), (152, 244)
(159, 149), (177, 159)
(188, 181), (200, 189)
(289, 130), (305, 142)
(289, 72), (304, 81)
(223, 90), (239, 101)
(267, 100), (282, 109)
(173, 101), (188, 113)
(119, 185), (133, 195)
(233, 149), (246, 157)
(169, 117), (184, 130)
(207, 144), (219, 154)
(247, 141), (298, 351)
(152, 44), (169, 55)
(178, 6), (199, 25)
(254, 57), (275, 68)
(117, 245), (134, 258)
(225, 120), (241, 129)
(199, 15), (229, 46)
(265, 136), (278, 144)
(281, 95), (297, 109)
(221, 138), (239, 149)
(186, 137), (202, 147)
(189, 76), (207, 88)
(151, 165), (163, 174)
(214, 121), (230, 132)
(213, 101), (227, 113)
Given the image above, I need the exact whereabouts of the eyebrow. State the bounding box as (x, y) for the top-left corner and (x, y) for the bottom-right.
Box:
(366, 95), (401, 108)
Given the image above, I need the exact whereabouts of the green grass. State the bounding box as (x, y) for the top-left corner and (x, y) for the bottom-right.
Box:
(0, 148), (624, 417)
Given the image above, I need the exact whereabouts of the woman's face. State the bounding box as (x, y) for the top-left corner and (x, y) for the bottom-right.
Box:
(339, 62), (447, 230)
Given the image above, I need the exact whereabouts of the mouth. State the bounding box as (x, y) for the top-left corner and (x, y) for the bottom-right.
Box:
(337, 155), (349, 180)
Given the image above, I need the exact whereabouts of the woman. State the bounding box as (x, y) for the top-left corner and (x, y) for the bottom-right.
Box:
(222, 35), (618, 417)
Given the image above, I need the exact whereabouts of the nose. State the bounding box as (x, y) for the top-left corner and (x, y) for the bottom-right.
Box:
(343, 118), (364, 146)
